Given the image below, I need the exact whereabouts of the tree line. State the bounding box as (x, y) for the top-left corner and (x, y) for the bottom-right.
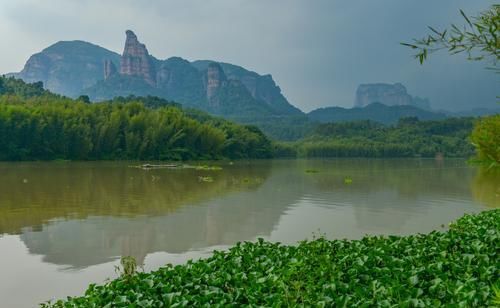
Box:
(274, 117), (477, 158)
(1, 76), (492, 161)
(0, 78), (272, 161)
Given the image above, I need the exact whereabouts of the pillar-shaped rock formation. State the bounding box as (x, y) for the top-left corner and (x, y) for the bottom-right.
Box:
(120, 30), (156, 86)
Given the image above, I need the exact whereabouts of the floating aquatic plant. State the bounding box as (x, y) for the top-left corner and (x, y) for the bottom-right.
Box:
(198, 176), (214, 182)
(195, 165), (223, 171)
(43, 210), (500, 307)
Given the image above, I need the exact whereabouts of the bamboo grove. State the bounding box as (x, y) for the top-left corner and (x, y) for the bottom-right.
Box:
(0, 77), (272, 160)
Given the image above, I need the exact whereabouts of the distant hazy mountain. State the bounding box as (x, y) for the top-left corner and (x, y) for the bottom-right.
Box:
(355, 83), (431, 110)
(9, 41), (121, 97)
(10, 30), (302, 118)
(308, 102), (446, 125)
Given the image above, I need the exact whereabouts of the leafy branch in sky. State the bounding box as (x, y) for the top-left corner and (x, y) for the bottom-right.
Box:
(402, 5), (499, 68)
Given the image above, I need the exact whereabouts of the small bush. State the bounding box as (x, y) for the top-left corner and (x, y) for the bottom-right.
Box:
(471, 115), (500, 166)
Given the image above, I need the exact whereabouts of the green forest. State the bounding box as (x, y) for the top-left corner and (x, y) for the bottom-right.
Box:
(1, 76), (498, 162)
(275, 117), (477, 158)
(0, 77), (272, 161)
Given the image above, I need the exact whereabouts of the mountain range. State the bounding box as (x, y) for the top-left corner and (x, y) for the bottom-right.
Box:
(10, 30), (301, 118)
(7, 30), (497, 136)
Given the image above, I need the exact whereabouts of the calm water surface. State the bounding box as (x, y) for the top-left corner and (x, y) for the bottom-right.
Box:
(0, 159), (498, 307)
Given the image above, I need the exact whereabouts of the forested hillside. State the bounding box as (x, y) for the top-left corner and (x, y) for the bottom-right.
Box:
(0, 77), (272, 161)
(0, 76), (482, 161)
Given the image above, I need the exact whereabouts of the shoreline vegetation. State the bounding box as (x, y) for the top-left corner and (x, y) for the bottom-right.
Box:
(273, 117), (476, 159)
(2, 76), (497, 163)
(43, 210), (499, 307)
(130, 163), (224, 171)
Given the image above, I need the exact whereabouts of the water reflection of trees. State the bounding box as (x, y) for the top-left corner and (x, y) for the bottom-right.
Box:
(471, 167), (500, 208)
(9, 161), (301, 269)
(296, 159), (481, 233)
(303, 159), (474, 197)
(0, 159), (489, 269)
(0, 162), (270, 235)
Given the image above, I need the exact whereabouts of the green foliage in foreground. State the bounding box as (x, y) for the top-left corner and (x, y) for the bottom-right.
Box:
(275, 117), (476, 158)
(45, 210), (499, 307)
(471, 114), (500, 166)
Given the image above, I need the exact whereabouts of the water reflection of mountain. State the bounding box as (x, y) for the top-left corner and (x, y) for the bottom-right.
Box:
(5, 161), (302, 268)
(0, 162), (271, 234)
(0, 159), (487, 269)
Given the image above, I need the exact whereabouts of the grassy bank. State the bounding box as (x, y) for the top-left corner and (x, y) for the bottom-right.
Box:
(45, 210), (499, 307)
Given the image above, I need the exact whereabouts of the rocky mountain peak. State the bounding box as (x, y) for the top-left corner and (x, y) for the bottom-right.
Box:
(125, 30), (137, 40)
(10, 32), (303, 117)
(123, 30), (142, 54)
(120, 30), (156, 86)
(354, 83), (430, 109)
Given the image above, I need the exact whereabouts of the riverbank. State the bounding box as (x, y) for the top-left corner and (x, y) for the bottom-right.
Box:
(44, 210), (499, 307)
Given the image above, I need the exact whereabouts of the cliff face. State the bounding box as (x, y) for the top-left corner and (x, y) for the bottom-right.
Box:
(206, 62), (227, 106)
(120, 30), (156, 86)
(355, 83), (413, 107)
(192, 61), (302, 115)
(354, 83), (431, 110)
(104, 60), (117, 80)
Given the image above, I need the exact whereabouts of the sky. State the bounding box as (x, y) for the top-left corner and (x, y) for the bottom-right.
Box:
(0, 0), (498, 112)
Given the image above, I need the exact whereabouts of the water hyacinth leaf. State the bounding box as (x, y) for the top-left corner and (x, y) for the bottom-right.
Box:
(43, 210), (499, 307)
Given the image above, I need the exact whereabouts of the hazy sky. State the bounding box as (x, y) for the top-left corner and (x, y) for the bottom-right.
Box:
(0, 0), (497, 112)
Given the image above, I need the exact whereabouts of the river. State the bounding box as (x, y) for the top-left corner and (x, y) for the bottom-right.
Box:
(0, 159), (497, 307)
